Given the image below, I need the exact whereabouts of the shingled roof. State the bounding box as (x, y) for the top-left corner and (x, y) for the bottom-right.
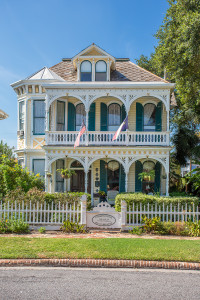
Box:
(50, 60), (167, 83)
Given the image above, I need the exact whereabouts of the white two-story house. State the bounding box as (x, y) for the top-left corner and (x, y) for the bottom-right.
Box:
(11, 44), (175, 205)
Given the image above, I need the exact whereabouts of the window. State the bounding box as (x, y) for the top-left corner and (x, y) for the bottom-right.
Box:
(142, 161), (155, 194)
(56, 101), (65, 131)
(56, 159), (64, 192)
(108, 103), (121, 131)
(80, 61), (92, 81)
(144, 103), (156, 131)
(95, 61), (107, 81)
(28, 85), (32, 93)
(32, 159), (45, 177)
(42, 87), (45, 93)
(19, 101), (25, 130)
(76, 103), (86, 131)
(35, 85), (39, 93)
(33, 100), (45, 135)
(18, 158), (24, 168)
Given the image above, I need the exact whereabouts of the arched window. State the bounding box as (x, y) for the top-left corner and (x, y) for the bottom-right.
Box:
(108, 103), (121, 131)
(95, 60), (107, 81)
(76, 103), (86, 131)
(144, 103), (156, 131)
(80, 61), (92, 81)
(142, 161), (155, 194)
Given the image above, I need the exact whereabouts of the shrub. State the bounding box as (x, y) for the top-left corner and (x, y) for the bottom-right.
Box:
(128, 226), (144, 235)
(3, 188), (91, 210)
(129, 218), (191, 236)
(186, 220), (200, 237)
(38, 227), (46, 234)
(0, 218), (29, 234)
(115, 193), (199, 212)
(61, 219), (85, 233)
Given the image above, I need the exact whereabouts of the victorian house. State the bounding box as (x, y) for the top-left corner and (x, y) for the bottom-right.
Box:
(11, 44), (175, 205)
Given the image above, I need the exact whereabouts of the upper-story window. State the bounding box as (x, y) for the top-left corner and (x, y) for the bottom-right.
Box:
(33, 100), (45, 135)
(95, 60), (107, 81)
(19, 101), (25, 130)
(144, 103), (156, 131)
(76, 103), (86, 131)
(80, 61), (92, 81)
(108, 103), (121, 131)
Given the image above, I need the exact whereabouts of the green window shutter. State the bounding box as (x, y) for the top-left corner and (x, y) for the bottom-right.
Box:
(119, 165), (125, 193)
(89, 103), (95, 131)
(154, 162), (161, 193)
(68, 102), (75, 131)
(101, 103), (107, 131)
(121, 104), (126, 122)
(136, 103), (144, 131)
(100, 160), (107, 193)
(155, 101), (162, 132)
(135, 161), (143, 192)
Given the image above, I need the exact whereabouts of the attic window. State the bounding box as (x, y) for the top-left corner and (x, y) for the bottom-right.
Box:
(80, 61), (92, 81)
(95, 61), (107, 81)
(28, 85), (32, 93)
(35, 85), (39, 93)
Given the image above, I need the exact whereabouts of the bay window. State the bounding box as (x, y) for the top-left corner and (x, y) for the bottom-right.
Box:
(33, 100), (45, 135)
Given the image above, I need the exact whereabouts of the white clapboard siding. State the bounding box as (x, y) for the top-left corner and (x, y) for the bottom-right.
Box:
(126, 202), (200, 226)
(0, 201), (81, 225)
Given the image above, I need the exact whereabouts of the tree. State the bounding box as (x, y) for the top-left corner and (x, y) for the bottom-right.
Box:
(172, 126), (200, 165)
(0, 155), (44, 197)
(0, 140), (14, 162)
(154, 0), (200, 121)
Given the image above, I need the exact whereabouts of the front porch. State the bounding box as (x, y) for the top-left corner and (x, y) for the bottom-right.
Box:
(45, 147), (170, 204)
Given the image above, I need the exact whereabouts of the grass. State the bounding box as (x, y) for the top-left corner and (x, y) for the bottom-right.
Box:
(0, 237), (200, 262)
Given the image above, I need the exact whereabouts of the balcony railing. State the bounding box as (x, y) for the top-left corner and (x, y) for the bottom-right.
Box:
(46, 131), (170, 146)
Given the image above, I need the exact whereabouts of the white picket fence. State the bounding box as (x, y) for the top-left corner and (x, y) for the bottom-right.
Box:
(0, 201), (82, 225)
(124, 202), (200, 226)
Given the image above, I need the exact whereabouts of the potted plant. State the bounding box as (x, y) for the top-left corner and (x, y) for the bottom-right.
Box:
(98, 190), (107, 202)
(56, 168), (76, 179)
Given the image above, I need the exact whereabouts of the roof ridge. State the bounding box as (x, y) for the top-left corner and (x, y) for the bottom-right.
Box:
(129, 61), (168, 83)
(26, 66), (46, 80)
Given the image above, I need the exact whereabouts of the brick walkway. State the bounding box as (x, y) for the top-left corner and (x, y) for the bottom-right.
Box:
(1, 231), (200, 240)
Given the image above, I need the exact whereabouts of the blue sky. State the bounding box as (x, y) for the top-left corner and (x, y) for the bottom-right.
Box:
(0, 0), (169, 148)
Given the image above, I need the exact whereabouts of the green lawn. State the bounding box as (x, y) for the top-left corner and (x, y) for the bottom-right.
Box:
(1, 237), (200, 262)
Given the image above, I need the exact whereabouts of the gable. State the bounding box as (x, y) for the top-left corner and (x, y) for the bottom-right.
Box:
(83, 48), (106, 56)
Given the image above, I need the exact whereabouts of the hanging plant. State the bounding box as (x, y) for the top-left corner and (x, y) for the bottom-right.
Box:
(56, 168), (76, 179)
(138, 170), (155, 182)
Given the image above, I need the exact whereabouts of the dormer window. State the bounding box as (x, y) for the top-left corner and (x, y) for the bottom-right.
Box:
(95, 60), (107, 81)
(81, 61), (92, 81)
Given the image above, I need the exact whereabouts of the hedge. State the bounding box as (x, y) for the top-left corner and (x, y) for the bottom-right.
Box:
(115, 193), (199, 212)
(2, 187), (91, 210)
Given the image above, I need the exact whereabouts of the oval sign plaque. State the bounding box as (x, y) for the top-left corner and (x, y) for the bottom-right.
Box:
(92, 214), (116, 226)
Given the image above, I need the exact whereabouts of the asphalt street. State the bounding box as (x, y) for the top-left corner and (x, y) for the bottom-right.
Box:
(0, 267), (200, 300)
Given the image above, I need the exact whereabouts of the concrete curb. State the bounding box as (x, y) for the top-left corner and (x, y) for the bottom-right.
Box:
(0, 259), (199, 270)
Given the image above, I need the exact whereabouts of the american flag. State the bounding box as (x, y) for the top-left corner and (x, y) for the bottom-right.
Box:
(74, 121), (86, 148)
(112, 116), (128, 141)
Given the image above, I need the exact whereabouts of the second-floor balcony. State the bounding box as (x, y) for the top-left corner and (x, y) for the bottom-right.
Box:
(46, 131), (170, 147)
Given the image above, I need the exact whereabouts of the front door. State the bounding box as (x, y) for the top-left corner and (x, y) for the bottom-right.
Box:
(71, 170), (91, 193)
